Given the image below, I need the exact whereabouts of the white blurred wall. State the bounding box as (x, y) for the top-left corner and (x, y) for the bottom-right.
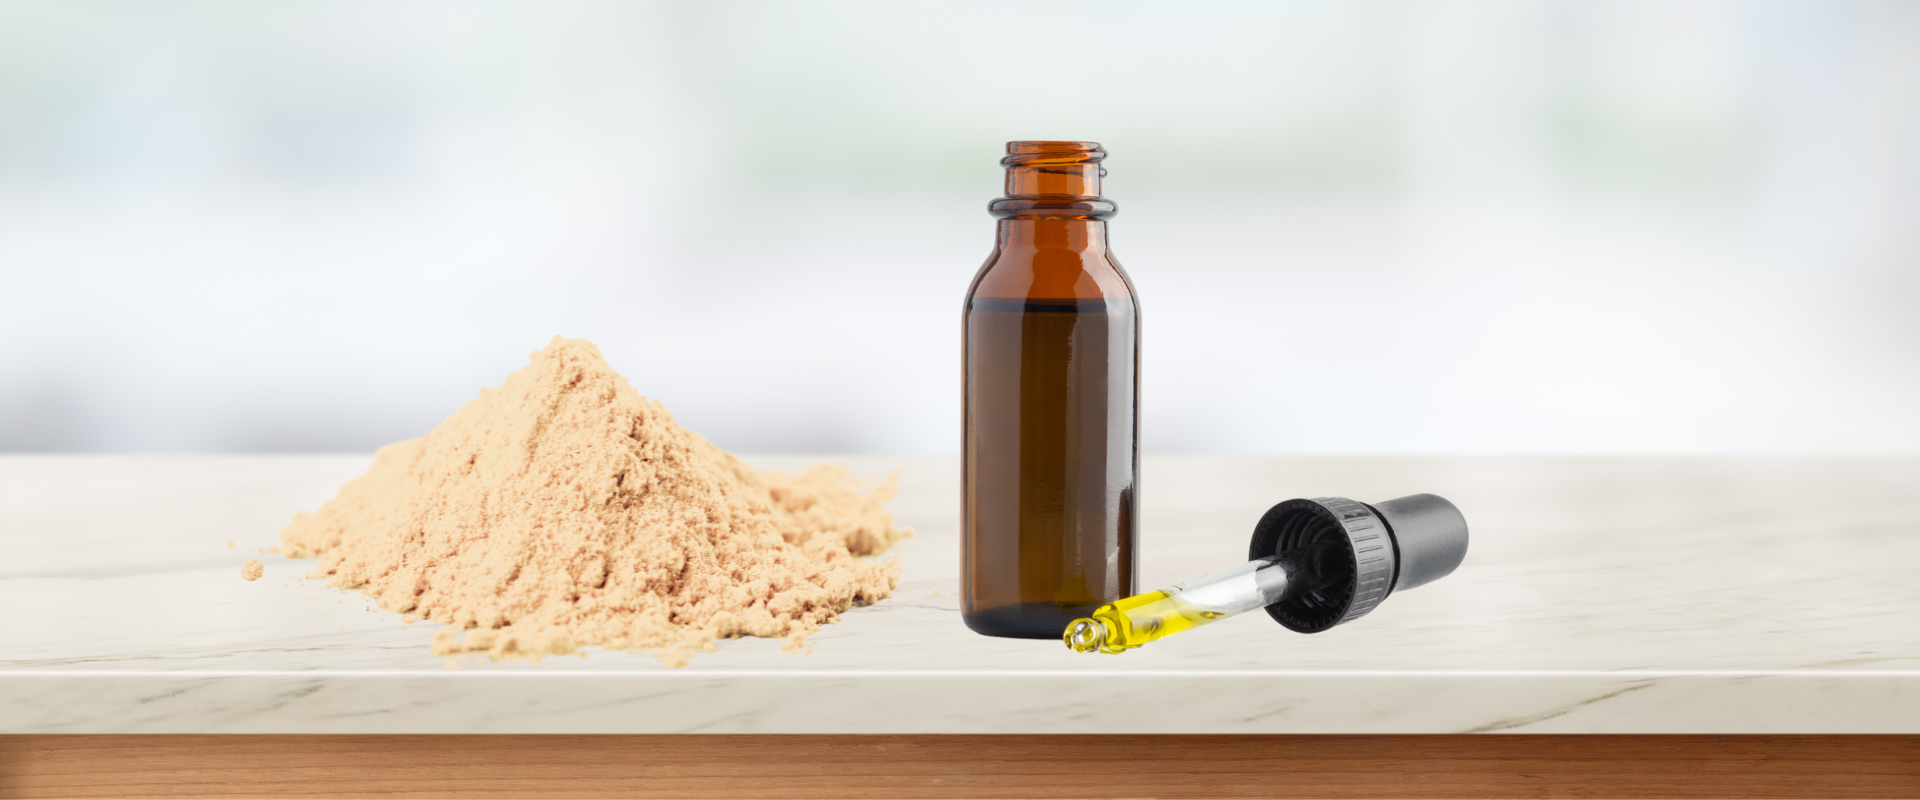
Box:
(2, 0), (1917, 454)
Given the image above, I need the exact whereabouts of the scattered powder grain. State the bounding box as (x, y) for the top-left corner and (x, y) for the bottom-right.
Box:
(278, 337), (909, 666)
(241, 559), (264, 581)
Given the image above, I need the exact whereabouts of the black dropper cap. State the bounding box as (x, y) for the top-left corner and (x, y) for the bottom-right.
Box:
(1246, 494), (1469, 634)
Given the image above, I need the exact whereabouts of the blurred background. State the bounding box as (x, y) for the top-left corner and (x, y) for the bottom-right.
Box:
(2, 0), (1917, 454)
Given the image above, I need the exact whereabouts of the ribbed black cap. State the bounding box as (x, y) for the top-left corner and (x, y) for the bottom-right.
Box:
(1248, 494), (1468, 634)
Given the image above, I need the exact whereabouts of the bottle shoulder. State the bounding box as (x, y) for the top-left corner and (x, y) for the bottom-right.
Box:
(967, 248), (1135, 303)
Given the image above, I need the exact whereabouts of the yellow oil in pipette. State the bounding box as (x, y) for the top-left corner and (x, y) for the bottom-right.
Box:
(1064, 554), (1292, 654)
(1063, 591), (1230, 653)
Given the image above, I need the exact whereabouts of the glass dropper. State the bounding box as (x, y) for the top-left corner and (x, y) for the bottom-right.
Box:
(1063, 493), (1471, 654)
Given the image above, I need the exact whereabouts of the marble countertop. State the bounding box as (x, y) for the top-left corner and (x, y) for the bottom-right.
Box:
(3, 455), (1917, 734)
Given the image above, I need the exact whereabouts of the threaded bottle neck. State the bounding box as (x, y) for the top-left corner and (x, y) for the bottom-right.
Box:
(992, 141), (1115, 221)
(1002, 141), (1105, 197)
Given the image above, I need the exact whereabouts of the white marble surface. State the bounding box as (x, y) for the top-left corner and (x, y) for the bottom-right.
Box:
(2, 455), (1917, 734)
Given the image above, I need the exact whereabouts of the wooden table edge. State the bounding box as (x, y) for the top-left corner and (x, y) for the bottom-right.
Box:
(4, 734), (1918, 799)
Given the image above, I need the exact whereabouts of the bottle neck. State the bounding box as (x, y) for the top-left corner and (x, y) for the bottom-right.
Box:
(996, 218), (1109, 253)
(1003, 158), (1102, 197)
(991, 141), (1117, 231)
(972, 141), (1126, 301)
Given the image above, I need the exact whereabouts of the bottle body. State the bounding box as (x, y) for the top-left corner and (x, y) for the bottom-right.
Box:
(962, 141), (1139, 639)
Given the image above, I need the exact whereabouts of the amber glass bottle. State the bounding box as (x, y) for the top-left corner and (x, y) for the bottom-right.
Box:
(962, 141), (1139, 639)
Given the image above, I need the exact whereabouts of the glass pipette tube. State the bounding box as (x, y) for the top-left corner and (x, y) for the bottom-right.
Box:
(1064, 555), (1292, 654)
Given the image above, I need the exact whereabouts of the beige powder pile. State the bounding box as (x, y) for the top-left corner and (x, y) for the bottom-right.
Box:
(279, 337), (909, 666)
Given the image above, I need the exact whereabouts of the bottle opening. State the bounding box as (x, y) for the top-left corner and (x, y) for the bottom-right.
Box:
(1006, 141), (1105, 158)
